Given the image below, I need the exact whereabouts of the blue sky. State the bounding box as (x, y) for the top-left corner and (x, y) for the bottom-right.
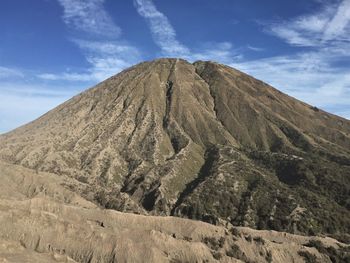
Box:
(0, 0), (349, 133)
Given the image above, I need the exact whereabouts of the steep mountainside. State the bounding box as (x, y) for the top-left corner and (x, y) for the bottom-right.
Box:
(0, 58), (349, 240)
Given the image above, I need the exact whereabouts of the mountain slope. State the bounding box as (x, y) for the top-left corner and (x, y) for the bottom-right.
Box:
(0, 58), (349, 239)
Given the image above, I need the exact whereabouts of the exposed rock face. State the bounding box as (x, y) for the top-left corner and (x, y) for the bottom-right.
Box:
(0, 58), (350, 238)
(0, 161), (349, 263)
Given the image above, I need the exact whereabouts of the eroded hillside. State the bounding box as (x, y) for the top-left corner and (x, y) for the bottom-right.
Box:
(1, 161), (349, 263)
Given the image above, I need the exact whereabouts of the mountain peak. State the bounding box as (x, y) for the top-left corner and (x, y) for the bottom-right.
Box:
(128, 57), (223, 73)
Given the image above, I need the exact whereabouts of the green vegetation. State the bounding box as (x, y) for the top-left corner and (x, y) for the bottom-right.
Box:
(172, 145), (350, 238)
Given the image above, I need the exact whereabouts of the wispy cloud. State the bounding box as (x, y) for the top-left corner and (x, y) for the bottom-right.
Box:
(40, 0), (141, 82)
(133, 0), (239, 63)
(267, 0), (350, 46)
(247, 45), (264, 52)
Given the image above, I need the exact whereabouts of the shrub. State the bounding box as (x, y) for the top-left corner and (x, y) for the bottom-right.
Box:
(253, 236), (265, 245)
(298, 250), (318, 263)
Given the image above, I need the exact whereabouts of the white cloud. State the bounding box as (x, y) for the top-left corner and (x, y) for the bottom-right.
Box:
(0, 67), (24, 79)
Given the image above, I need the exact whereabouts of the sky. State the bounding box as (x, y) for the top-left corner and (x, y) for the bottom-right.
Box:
(0, 0), (349, 133)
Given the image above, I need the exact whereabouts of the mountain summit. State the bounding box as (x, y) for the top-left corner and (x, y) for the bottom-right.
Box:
(1, 58), (349, 239)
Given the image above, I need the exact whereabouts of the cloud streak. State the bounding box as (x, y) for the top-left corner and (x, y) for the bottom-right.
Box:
(134, 0), (190, 56)
(41, 0), (141, 82)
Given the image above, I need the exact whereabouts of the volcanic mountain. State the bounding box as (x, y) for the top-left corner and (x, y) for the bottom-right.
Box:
(1, 58), (350, 243)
